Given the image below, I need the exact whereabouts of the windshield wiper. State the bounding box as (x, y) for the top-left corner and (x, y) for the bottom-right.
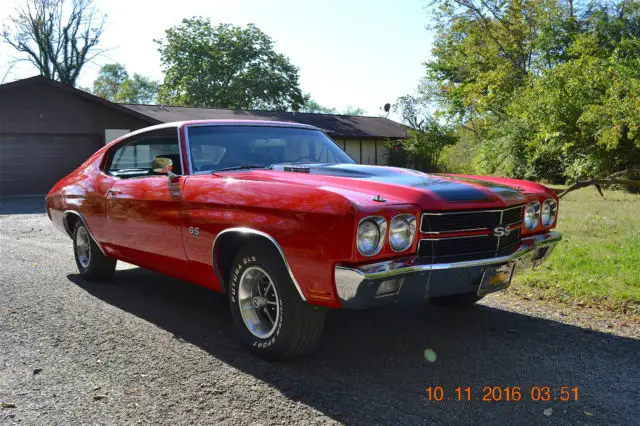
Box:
(213, 164), (269, 172)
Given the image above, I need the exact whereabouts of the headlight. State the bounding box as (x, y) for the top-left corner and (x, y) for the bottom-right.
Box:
(357, 216), (386, 256)
(524, 201), (541, 230)
(389, 214), (416, 252)
(541, 199), (557, 226)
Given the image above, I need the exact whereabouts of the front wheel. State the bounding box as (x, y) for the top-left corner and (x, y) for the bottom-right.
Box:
(228, 244), (326, 360)
(73, 222), (116, 280)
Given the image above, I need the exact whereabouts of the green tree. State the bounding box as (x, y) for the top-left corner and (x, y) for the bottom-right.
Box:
(393, 94), (457, 171)
(425, 0), (640, 182)
(300, 94), (367, 115)
(343, 106), (367, 116)
(92, 63), (158, 104)
(156, 18), (304, 111)
(300, 94), (338, 114)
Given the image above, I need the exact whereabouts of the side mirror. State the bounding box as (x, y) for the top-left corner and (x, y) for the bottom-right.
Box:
(152, 157), (178, 178)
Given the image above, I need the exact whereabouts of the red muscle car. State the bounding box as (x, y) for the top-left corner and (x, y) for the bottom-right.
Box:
(46, 120), (561, 359)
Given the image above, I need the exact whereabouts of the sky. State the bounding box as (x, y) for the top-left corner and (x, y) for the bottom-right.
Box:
(0, 0), (433, 118)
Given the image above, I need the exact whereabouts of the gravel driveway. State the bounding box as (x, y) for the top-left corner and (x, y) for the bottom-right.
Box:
(1, 211), (639, 425)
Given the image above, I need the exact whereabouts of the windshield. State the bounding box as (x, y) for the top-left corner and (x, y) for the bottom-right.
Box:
(186, 125), (355, 173)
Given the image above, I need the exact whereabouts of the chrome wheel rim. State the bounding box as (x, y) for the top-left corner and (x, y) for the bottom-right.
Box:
(238, 266), (280, 339)
(75, 226), (91, 269)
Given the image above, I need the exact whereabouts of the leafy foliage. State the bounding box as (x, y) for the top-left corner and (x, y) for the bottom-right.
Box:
(155, 18), (304, 111)
(92, 63), (158, 104)
(300, 94), (367, 115)
(300, 94), (338, 114)
(392, 93), (457, 171)
(1, 0), (105, 87)
(426, 0), (640, 182)
(342, 106), (367, 116)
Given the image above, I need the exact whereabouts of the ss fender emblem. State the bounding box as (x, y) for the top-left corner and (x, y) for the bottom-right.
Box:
(188, 226), (200, 237)
(493, 225), (511, 237)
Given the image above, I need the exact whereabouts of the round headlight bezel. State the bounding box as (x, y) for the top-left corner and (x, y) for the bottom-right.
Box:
(524, 201), (541, 230)
(541, 198), (558, 227)
(389, 214), (416, 252)
(357, 216), (386, 256)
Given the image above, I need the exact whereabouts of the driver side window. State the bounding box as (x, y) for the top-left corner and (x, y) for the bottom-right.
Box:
(106, 128), (181, 178)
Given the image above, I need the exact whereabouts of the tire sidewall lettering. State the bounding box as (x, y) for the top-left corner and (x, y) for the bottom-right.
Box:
(231, 254), (284, 350)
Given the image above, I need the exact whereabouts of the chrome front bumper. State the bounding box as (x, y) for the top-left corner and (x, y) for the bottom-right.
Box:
(334, 231), (561, 309)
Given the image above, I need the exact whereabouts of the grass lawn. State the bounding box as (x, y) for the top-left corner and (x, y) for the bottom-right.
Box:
(512, 187), (640, 313)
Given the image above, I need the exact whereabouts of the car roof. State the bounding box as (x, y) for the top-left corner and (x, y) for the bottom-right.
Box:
(135, 119), (321, 132)
(106, 120), (323, 149)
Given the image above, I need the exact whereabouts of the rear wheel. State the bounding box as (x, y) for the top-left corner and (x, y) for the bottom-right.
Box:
(73, 222), (116, 280)
(228, 243), (326, 360)
(429, 292), (483, 308)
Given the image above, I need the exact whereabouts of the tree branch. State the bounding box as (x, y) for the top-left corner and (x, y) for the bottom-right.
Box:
(558, 170), (640, 199)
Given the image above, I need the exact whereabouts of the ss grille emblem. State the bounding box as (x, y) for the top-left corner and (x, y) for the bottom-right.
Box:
(188, 226), (200, 237)
(493, 225), (511, 237)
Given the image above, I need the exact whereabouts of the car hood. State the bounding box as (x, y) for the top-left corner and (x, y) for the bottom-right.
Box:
(218, 164), (528, 210)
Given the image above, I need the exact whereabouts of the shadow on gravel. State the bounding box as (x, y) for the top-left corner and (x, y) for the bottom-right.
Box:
(67, 269), (640, 424)
(0, 196), (46, 214)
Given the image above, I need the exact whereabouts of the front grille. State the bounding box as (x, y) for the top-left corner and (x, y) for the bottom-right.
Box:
(418, 205), (523, 262)
(421, 205), (524, 233)
(502, 207), (523, 225)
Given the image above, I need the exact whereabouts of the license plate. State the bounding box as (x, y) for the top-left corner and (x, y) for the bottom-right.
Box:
(477, 262), (516, 297)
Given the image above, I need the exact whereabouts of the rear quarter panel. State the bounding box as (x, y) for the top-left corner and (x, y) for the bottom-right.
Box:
(46, 147), (114, 244)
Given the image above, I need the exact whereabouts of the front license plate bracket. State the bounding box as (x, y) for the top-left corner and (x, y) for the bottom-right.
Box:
(477, 262), (516, 297)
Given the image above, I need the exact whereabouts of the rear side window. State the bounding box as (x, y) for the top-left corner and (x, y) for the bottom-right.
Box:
(106, 128), (182, 178)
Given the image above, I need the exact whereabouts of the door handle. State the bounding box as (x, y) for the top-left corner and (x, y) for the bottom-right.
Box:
(107, 189), (122, 196)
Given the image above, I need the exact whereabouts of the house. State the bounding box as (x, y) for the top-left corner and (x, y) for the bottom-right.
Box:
(0, 76), (408, 195)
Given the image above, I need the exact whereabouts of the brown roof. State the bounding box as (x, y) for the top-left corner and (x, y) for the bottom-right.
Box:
(0, 76), (408, 139)
(122, 104), (409, 140)
(0, 76), (159, 125)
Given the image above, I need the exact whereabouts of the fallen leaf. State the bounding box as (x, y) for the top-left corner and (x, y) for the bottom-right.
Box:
(93, 395), (107, 401)
(543, 408), (553, 416)
(1, 402), (17, 408)
(584, 411), (594, 417)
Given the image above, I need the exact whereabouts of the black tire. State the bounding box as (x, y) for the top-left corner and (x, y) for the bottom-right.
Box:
(429, 292), (483, 308)
(228, 243), (326, 360)
(73, 222), (116, 280)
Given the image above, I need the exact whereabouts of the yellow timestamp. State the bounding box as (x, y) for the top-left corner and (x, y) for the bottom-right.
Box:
(426, 386), (579, 402)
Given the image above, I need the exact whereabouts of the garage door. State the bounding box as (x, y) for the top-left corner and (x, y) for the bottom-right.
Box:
(0, 134), (102, 195)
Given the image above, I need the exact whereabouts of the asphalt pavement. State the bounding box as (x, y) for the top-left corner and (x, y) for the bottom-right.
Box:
(0, 209), (638, 425)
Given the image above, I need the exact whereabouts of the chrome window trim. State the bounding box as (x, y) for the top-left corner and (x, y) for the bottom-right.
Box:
(105, 125), (185, 178)
(420, 204), (524, 234)
(389, 214), (417, 252)
(211, 227), (306, 302)
(63, 210), (106, 255)
(357, 216), (387, 257)
(183, 122), (344, 175)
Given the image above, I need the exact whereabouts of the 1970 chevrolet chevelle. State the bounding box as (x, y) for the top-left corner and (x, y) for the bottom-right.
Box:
(46, 120), (561, 359)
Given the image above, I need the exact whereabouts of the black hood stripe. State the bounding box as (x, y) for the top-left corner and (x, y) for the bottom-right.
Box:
(272, 164), (520, 203)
